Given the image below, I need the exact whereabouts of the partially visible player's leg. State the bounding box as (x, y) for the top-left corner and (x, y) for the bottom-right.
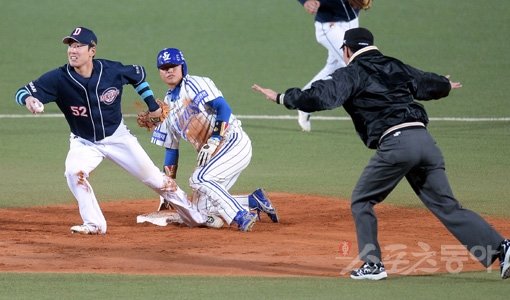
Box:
(297, 111), (312, 132)
(191, 147), (278, 223)
(190, 131), (257, 231)
(315, 21), (348, 79)
(104, 124), (169, 192)
(160, 186), (209, 226)
(103, 124), (206, 226)
(298, 20), (355, 132)
(65, 136), (107, 234)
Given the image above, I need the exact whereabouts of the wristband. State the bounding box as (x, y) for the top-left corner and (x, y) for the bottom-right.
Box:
(211, 120), (228, 139)
(276, 93), (284, 105)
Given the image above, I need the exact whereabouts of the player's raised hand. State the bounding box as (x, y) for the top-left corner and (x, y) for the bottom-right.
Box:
(445, 75), (462, 89)
(251, 84), (278, 102)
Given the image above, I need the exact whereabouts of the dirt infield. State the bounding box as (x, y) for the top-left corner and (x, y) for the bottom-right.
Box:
(0, 193), (508, 277)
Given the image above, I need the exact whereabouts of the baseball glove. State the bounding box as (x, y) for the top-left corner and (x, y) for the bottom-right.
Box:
(137, 99), (169, 131)
(348, 0), (372, 10)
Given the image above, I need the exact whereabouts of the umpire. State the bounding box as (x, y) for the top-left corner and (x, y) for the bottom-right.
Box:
(252, 27), (510, 280)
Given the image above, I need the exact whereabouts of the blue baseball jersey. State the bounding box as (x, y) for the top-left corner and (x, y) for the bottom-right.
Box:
(298, 0), (359, 23)
(15, 59), (153, 142)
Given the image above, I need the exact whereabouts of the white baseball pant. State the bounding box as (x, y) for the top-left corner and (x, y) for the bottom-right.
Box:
(64, 121), (204, 233)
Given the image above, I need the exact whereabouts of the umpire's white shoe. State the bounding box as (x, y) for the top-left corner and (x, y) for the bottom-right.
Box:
(500, 239), (510, 279)
(350, 262), (388, 280)
(70, 225), (98, 235)
(205, 215), (224, 229)
(298, 111), (311, 132)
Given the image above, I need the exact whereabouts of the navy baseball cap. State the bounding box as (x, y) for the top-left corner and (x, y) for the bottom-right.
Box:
(341, 27), (374, 51)
(62, 27), (97, 46)
(157, 48), (188, 76)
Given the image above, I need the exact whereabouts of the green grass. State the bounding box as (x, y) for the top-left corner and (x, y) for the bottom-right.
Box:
(0, 272), (509, 300)
(1, 0), (510, 299)
(2, 0), (510, 118)
(2, 117), (508, 217)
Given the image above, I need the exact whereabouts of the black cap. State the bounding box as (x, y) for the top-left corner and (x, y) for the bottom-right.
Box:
(342, 27), (374, 51)
(62, 27), (97, 46)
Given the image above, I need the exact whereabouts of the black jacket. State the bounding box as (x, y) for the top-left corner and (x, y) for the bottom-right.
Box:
(282, 47), (451, 149)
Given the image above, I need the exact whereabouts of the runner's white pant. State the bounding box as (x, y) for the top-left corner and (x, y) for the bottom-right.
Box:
(189, 129), (253, 224)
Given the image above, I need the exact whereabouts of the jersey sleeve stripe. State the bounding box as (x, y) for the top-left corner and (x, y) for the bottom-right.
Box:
(186, 76), (222, 101)
(15, 88), (30, 105)
(140, 89), (154, 100)
(202, 79), (221, 99)
(134, 65), (146, 85)
(134, 81), (149, 92)
(135, 81), (158, 111)
(185, 77), (200, 94)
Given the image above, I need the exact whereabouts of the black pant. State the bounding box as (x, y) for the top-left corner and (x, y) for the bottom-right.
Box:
(351, 127), (503, 267)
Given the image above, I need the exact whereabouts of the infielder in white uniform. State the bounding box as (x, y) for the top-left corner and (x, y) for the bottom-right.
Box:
(297, 0), (359, 131)
(151, 48), (279, 232)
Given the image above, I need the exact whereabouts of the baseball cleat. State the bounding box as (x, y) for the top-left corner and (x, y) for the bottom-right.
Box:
(234, 211), (257, 232)
(205, 215), (224, 229)
(70, 225), (98, 235)
(500, 239), (510, 279)
(249, 188), (279, 223)
(298, 111), (311, 132)
(350, 262), (388, 280)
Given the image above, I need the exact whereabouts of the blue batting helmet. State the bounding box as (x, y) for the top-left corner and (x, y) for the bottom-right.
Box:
(156, 48), (188, 76)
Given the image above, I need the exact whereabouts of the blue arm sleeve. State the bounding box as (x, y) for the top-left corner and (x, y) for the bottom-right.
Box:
(207, 96), (231, 122)
(134, 81), (159, 112)
(15, 88), (30, 105)
(164, 148), (179, 166)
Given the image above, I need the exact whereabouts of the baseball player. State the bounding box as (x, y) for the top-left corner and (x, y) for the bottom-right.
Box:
(14, 27), (214, 234)
(150, 48), (279, 232)
(297, 0), (360, 132)
(252, 27), (510, 280)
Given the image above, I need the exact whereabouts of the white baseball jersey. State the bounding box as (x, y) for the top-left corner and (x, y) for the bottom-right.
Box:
(151, 74), (252, 225)
(151, 75), (242, 151)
